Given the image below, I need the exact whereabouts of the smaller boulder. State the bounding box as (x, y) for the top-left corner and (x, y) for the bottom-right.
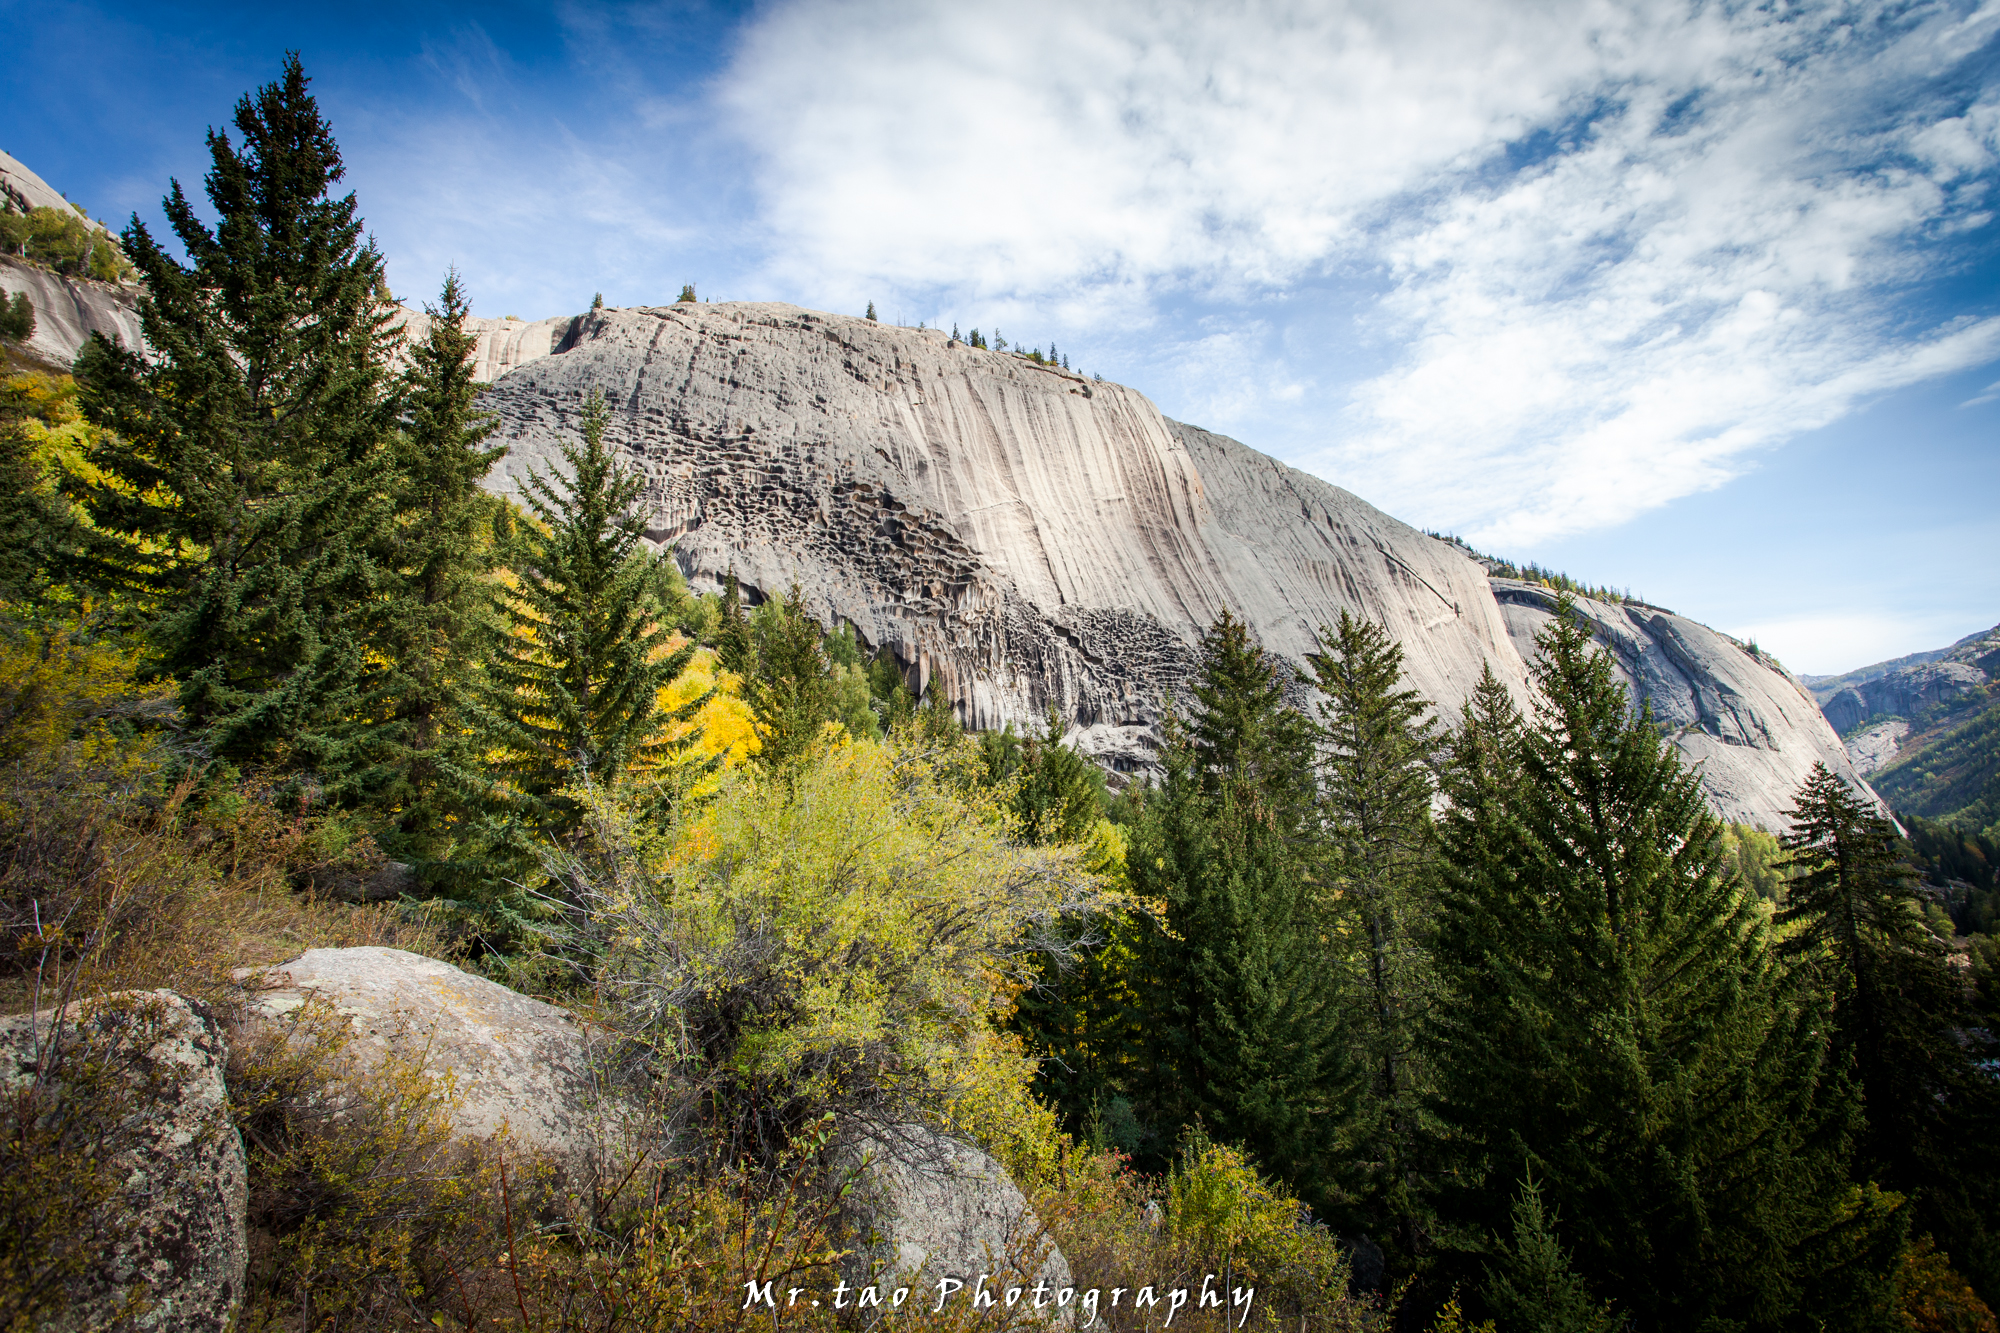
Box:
(839, 1124), (1071, 1308)
(237, 947), (653, 1185)
(0, 990), (247, 1333)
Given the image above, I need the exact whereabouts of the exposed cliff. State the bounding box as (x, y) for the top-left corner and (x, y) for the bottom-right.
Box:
(0, 151), (142, 371)
(1491, 581), (1864, 829)
(473, 300), (1867, 828)
(1820, 624), (2000, 831)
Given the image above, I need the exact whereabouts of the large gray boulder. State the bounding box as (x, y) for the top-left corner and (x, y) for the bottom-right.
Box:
(839, 1125), (1071, 1303)
(0, 990), (247, 1333)
(238, 947), (653, 1183)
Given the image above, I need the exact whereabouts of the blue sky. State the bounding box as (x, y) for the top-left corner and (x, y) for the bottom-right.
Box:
(6, 0), (1997, 675)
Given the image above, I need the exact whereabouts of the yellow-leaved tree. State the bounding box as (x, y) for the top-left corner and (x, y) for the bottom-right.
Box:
(551, 727), (1118, 1171)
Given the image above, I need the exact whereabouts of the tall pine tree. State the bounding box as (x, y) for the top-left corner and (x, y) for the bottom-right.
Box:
(1132, 612), (1353, 1194)
(378, 268), (505, 855)
(1307, 610), (1441, 1261)
(475, 389), (699, 834)
(1429, 597), (1858, 1330)
(1781, 764), (2000, 1297)
(74, 55), (402, 790)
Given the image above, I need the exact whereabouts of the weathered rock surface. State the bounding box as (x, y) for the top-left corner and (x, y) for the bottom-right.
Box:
(1492, 580), (1870, 829)
(839, 1125), (1071, 1300)
(0, 254), (143, 371)
(238, 947), (649, 1176)
(1846, 718), (1911, 777)
(471, 300), (1870, 826)
(390, 304), (580, 384)
(0, 149), (109, 223)
(1822, 661), (1990, 735)
(0, 990), (247, 1333)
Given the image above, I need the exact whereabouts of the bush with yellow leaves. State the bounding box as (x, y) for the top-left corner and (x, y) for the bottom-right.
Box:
(549, 727), (1115, 1170)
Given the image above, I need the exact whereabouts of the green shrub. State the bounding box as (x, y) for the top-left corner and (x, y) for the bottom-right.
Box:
(0, 206), (132, 282)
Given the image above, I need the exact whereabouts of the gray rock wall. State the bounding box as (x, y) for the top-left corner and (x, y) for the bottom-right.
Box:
(472, 300), (1867, 828)
(0, 255), (142, 370)
(476, 302), (1521, 773)
(0, 990), (247, 1333)
(1821, 661), (1989, 735)
(1492, 581), (1869, 829)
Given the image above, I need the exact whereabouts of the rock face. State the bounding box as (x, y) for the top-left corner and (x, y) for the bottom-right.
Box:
(390, 304), (580, 384)
(0, 255), (143, 371)
(0, 990), (248, 1333)
(471, 300), (1870, 825)
(1492, 581), (1868, 829)
(840, 1125), (1071, 1299)
(1846, 718), (1911, 777)
(240, 947), (648, 1176)
(1822, 661), (1990, 735)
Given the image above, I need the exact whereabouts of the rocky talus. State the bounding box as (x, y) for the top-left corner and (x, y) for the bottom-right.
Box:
(472, 300), (1868, 830)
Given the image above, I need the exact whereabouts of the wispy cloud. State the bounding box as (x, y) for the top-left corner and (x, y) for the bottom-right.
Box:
(714, 0), (2000, 545)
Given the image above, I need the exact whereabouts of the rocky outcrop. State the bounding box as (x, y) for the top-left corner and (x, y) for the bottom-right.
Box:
(1846, 718), (1911, 777)
(390, 304), (581, 384)
(0, 255), (142, 371)
(839, 1125), (1071, 1299)
(477, 303), (1522, 772)
(471, 300), (1869, 825)
(1822, 661), (1990, 735)
(1492, 581), (1869, 829)
(238, 947), (650, 1178)
(0, 990), (247, 1333)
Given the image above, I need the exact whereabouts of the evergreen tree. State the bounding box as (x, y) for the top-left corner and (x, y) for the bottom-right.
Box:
(866, 301), (877, 321)
(1482, 1173), (1621, 1333)
(1133, 613), (1353, 1194)
(476, 389), (699, 833)
(73, 55), (404, 791)
(1188, 609), (1312, 812)
(1781, 764), (2000, 1295)
(748, 584), (836, 768)
(376, 269), (505, 856)
(1307, 610), (1440, 1259)
(716, 571), (752, 679)
(1428, 597), (1858, 1330)
(0, 376), (87, 606)
(1012, 706), (1101, 846)
(0, 291), (33, 342)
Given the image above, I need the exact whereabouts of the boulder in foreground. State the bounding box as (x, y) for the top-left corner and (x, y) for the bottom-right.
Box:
(0, 989), (247, 1333)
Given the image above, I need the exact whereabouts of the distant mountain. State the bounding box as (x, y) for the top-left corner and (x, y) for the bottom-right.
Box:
(1823, 624), (2000, 838)
(1800, 642), (1961, 706)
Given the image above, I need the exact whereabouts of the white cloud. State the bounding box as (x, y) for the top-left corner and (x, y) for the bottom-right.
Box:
(1733, 610), (1994, 679)
(715, 0), (2000, 544)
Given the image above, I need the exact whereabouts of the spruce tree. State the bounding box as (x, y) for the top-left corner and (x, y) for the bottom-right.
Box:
(1012, 706), (1100, 846)
(1307, 610), (1440, 1259)
(1482, 1173), (1621, 1333)
(377, 269), (505, 855)
(748, 584), (836, 768)
(476, 389), (698, 833)
(1781, 764), (2000, 1295)
(1429, 597), (1857, 1330)
(73, 55), (402, 790)
(716, 571), (752, 679)
(1006, 707), (1139, 1141)
(1133, 612), (1352, 1194)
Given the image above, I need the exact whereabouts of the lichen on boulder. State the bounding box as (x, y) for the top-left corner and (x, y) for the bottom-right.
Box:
(0, 989), (247, 1333)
